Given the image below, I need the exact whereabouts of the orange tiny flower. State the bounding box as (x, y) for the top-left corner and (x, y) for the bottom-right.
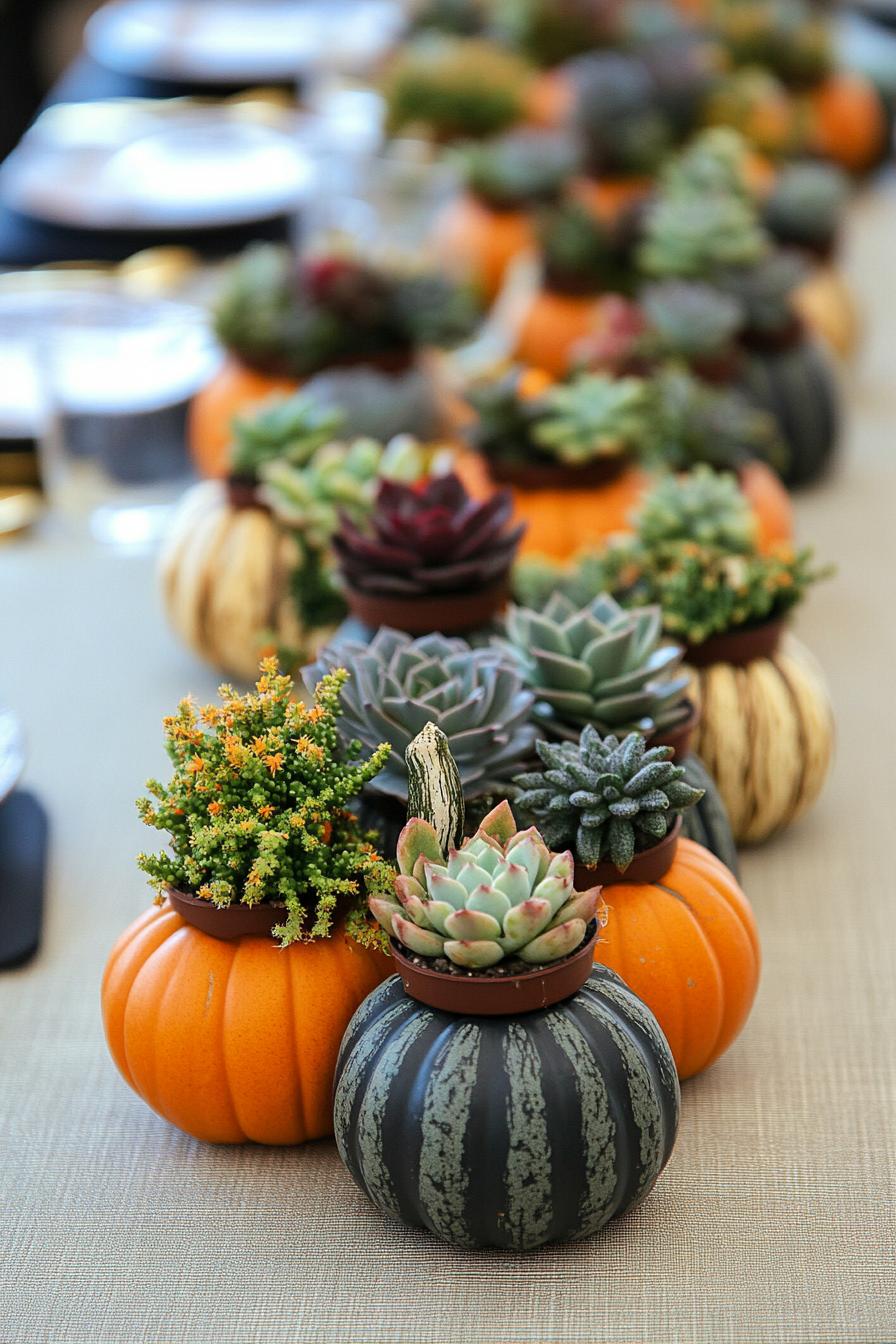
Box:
(207, 801), (223, 816)
(305, 705), (325, 723)
(517, 366), (553, 401)
(252, 736), (268, 756)
(258, 804), (276, 820)
(264, 752), (284, 775)
(186, 755), (205, 775)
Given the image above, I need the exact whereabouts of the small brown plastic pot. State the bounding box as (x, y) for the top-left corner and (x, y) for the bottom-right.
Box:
(648, 699), (699, 761)
(684, 619), (784, 669)
(389, 920), (600, 1016)
(168, 887), (285, 940)
(487, 456), (627, 492)
(225, 475), (269, 512)
(344, 578), (509, 636)
(574, 816), (682, 890)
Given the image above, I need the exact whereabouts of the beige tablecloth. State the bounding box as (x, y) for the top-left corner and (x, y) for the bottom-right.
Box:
(2, 187), (896, 1344)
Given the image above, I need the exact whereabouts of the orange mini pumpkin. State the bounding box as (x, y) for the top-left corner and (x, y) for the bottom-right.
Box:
(592, 837), (760, 1080)
(808, 72), (887, 175)
(188, 357), (299, 479)
(573, 175), (655, 227)
(514, 290), (607, 378)
(101, 900), (390, 1144)
(434, 193), (536, 303)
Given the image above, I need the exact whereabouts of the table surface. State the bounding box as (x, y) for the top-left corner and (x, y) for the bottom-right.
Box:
(2, 187), (895, 1344)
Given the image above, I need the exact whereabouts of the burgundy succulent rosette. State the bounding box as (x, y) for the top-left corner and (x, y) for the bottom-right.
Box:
(333, 473), (525, 633)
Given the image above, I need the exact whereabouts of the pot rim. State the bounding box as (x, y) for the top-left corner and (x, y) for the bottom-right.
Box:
(225, 473), (269, 511)
(486, 454), (628, 491)
(167, 886), (286, 941)
(343, 576), (509, 635)
(684, 617), (784, 669)
(389, 919), (600, 1016)
(648, 698), (699, 761)
(574, 815), (682, 889)
(233, 346), (418, 381)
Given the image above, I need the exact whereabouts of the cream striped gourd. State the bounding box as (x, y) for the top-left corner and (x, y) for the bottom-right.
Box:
(687, 636), (834, 844)
(333, 965), (680, 1250)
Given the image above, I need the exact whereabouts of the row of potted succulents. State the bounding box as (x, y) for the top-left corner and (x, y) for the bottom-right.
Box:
(116, 0), (852, 1257)
(384, 0), (887, 174)
(103, 654), (762, 1247)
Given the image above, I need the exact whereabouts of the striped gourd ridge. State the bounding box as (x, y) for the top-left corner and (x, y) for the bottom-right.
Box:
(686, 637), (834, 845)
(333, 966), (680, 1251)
(102, 901), (390, 1145)
(678, 752), (740, 878)
(738, 337), (840, 488)
(593, 837), (761, 1080)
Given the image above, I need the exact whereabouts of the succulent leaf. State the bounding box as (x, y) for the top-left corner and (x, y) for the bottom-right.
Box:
(515, 726), (705, 873)
(397, 818), (445, 877)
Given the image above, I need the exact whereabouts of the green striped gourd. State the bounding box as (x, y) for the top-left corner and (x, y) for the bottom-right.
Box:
(679, 753), (739, 877)
(737, 336), (839, 488)
(333, 964), (680, 1250)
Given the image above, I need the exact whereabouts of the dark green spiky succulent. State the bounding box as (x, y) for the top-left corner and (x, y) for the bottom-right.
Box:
(454, 131), (579, 209)
(536, 200), (634, 295)
(763, 161), (850, 253)
(635, 465), (757, 553)
(533, 374), (650, 465)
(515, 725), (704, 869)
(381, 35), (531, 140)
(641, 280), (742, 361)
(501, 592), (690, 740)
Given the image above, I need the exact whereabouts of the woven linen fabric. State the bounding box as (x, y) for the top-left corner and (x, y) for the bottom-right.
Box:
(2, 192), (896, 1344)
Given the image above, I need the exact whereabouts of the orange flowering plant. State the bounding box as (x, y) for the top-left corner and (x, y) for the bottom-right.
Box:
(136, 660), (391, 945)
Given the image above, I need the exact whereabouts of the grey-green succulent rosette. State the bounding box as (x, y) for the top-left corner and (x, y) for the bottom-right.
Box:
(304, 629), (537, 802)
(515, 726), (703, 871)
(497, 592), (690, 743)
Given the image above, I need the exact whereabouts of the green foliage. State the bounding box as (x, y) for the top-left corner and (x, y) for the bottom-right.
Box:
(511, 465), (831, 646)
(213, 244), (472, 378)
(645, 367), (787, 474)
(465, 366), (547, 467)
(536, 200), (634, 294)
(229, 394), (343, 478)
(640, 280), (742, 360)
(714, 0), (832, 85)
(136, 662), (391, 946)
(657, 127), (754, 201)
(715, 250), (808, 336)
(635, 466), (757, 552)
(639, 191), (767, 278)
(534, 374), (651, 465)
(370, 800), (601, 967)
(515, 725), (703, 869)
(490, 0), (620, 67)
(572, 51), (671, 176)
(454, 131), (578, 209)
(381, 35), (530, 139)
(501, 591), (691, 738)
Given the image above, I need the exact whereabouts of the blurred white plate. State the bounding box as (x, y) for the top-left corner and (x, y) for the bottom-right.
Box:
(86, 0), (405, 85)
(0, 712), (25, 807)
(0, 101), (314, 230)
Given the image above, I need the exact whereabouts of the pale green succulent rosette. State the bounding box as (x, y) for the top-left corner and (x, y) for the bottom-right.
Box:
(369, 800), (602, 969)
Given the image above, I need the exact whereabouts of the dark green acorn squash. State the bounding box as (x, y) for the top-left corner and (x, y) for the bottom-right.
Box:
(738, 336), (840, 488)
(679, 753), (740, 878)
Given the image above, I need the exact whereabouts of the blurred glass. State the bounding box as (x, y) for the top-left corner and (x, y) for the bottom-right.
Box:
(0, 280), (219, 549)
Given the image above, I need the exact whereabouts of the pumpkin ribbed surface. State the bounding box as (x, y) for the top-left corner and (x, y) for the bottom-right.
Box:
(102, 902), (391, 1145)
(593, 838), (760, 1081)
(158, 480), (331, 682)
(333, 965), (679, 1250)
(188, 358), (299, 480)
(688, 638), (834, 844)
